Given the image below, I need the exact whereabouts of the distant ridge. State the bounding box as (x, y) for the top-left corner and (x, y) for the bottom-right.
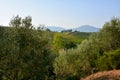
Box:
(1, 25), (99, 32)
(46, 26), (65, 32)
(46, 25), (99, 32)
(72, 25), (100, 32)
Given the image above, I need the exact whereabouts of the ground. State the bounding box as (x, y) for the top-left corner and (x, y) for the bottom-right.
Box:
(82, 70), (120, 80)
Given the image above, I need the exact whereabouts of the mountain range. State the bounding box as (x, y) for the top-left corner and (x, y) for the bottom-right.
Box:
(0, 25), (100, 32)
(46, 25), (100, 32)
(46, 26), (65, 32)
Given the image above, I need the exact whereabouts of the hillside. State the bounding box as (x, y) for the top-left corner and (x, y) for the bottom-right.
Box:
(68, 32), (92, 39)
(52, 31), (91, 51)
(53, 31), (91, 44)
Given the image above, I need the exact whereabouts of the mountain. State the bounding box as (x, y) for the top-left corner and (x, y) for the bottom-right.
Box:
(46, 25), (99, 32)
(72, 25), (100, 32)
(46, 26), (65, 32)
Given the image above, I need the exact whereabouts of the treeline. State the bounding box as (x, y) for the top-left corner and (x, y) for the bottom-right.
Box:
(0, 16), (120, 80)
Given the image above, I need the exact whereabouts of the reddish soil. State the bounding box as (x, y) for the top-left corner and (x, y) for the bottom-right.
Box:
(82, 70), (120, 80)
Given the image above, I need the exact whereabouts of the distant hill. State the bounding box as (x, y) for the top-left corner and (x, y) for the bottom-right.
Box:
(1, 25), (99, 32)
(72, 25), (100, 32)
(46, 25), (99, 32)
(46, 26), (65, 32)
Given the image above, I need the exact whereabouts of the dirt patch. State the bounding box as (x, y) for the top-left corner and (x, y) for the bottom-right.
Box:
(82, 70), (120, 80)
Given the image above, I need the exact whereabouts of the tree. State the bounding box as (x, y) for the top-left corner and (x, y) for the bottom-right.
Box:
(0, 15), (55, 80)
(100, 17), (120, 51)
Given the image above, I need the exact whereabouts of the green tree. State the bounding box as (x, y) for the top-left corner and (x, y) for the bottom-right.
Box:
(0, 15), (55, 80)
(100, 17), (120, 51)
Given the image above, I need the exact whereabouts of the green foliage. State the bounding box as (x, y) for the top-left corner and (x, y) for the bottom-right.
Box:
(99, 17), (120, 51)
(0, 15), (55, 80)
(53, 17), (120, 79)
(96, 48), (120, 71)
(1, 16), (120, 80)
(69, 31), (92, 39)
(52, 32), (90, 52)
(53, 49), (80, 80)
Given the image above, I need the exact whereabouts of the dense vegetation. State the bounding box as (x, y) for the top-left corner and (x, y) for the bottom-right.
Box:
(52, 31), (90, 52)
(0, 16), (55, 80)
(0, 16), (120, 80)
(53, 17), (120, 80)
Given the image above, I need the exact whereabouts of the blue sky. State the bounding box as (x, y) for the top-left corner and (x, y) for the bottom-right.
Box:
(0, 0), (120, 28)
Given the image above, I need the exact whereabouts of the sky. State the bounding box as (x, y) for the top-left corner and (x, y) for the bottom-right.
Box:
(0, 0), (120, 29)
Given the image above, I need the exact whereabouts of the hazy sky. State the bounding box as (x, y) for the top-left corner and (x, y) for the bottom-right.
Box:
(0, 0), (120, 28)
